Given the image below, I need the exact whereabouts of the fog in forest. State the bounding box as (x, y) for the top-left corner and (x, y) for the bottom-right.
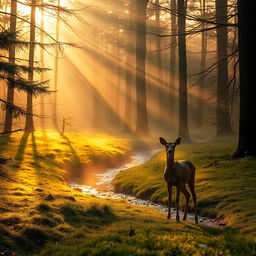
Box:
(0, 0), (238, 140)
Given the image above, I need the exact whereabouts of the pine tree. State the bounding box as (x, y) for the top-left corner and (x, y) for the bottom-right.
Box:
(3, 0), (17, 133)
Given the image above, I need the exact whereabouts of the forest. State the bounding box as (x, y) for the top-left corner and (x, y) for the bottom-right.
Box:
(0, 0), (256, 255)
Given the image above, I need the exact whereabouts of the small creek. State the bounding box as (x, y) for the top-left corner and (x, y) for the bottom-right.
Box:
(69, 149), (218, 227)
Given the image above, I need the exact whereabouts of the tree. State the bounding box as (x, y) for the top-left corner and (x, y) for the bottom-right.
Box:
(234, 0), (256, 157)
(169, 0), (177, 125)
(177, 0), (190, 142)
(53, 0), (60, 128)
(215, 0), (232, 136)
(0, 26), (50, 134)
(196, 0), (207, 127)
(135, 0), (149, 134)
(3, 0), (17, 133)
(25, 0), (37, 132)
(155, 0), (163, 116)
(40, 0), (45, 129)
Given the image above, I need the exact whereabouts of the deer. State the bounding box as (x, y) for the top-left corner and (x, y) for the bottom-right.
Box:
(159, 137), (198, 223)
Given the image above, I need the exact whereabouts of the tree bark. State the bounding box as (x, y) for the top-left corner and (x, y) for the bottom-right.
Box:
(178, 0), (190, 142)
(53, 0), (60, 128)
(155, 0), (163, 116)
(169, 0), (177, 125)
(234, 1), (256, 157)
(196, 0), (207, 127)
(25, 0), (36, 132)
(215, 0), (232, 136)
(4, 0), (17, 133)
(40, 2), (45, 130)
(135, 0), (149, 134)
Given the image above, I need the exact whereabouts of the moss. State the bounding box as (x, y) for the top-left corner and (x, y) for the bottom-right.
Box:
(0, 216), (22, 226)
(59, 203), (117, 227)
(41, 231), (256, 256)
(0, 130), (131, 254)
(37, 203), (52, 214)
(32, 217), (58, 227)
(20, 227), (63, 251)
(21, 227), (49, 247)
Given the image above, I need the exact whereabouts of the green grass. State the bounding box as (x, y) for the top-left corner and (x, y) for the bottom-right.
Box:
(0, 130), (131, 254)
(1, 132), (256, 255)
(113, 139), (256, 233)
(42, 230), (256, 256)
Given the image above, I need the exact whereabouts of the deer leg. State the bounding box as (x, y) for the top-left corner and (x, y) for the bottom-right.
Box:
(181, 185), (190, 221)
(175, 185), (181, 223)
(189, 183), (198, 224)
(167, 183), (172, 219)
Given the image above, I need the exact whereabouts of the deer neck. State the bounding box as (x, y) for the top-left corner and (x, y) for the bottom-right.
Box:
(166, 151), (176, 173)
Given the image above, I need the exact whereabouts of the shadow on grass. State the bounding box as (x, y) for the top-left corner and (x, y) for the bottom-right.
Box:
(61, 134), (83, 179)
(60, 203), (117, 228)
(183, 222), (240, 237)
(31, 132), (42, 170)
(14, 132), (30, 164)
(0, 134), (12, 155)
(61, 134), (81, 164)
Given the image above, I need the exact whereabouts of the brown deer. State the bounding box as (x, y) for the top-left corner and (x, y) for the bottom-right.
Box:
(159, 137), (198, 223)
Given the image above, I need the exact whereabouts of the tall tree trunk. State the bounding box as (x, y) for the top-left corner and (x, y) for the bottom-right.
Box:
(53, 0), (60, 128)
(178, 0), (190, 142)
(115, 41), (121, 127)
(155, 0), (163, 115)
(135, 0), (149, 134)
(25, 0), (36, 132)
(124, 0), (134, 129)
(169, 0), (177, 125)
(40, 2), (45, 130)
(4, 0), (17, 133)
(234, 1), (256, 157)
(196, 0), (207, 127)
(215, 0), (232, 135)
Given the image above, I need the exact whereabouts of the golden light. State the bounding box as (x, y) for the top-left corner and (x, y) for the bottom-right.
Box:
(17, 1), (31, 16)
(16, 0), (72, 25)
(60, 0), (72, 8)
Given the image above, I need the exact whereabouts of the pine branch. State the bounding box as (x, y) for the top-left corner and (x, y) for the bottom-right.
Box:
(0, 11), (75, 46)
(0, 98), (26, 115)
(0, 30), (72, 51)
(0, 61), (50, 75)
(0, 74), (52, 96)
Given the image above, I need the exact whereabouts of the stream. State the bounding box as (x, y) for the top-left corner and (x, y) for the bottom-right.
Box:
(69, 149), (218, 227)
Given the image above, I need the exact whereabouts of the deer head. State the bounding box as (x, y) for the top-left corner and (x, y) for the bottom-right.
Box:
(159, 137), (181, 157)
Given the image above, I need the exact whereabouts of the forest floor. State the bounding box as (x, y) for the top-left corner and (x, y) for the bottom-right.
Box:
(0, 131), (255, 256)
(113, 139), (256, 233)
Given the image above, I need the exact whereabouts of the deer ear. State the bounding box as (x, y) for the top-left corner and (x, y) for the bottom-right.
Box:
(174, 137), (181, 145)
(159, 137), (167, 146)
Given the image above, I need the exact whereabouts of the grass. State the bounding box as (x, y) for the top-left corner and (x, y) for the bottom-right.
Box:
(1, 132), (256, 255)
(41, 229), (256, 256)
(113, 138), (256, 233)
(0, 130), (130, 254)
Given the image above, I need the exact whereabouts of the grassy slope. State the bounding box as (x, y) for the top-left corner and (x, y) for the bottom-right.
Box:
(0, 133), (255, 256)
(113, 139), (256, 233)
(0, 130), (129, 254)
